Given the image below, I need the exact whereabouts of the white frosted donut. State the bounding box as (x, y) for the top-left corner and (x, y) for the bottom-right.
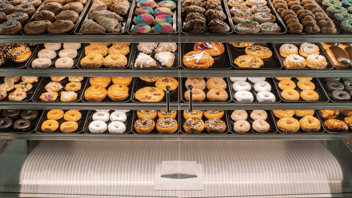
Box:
(55, 57), (74, 68)
(89, 121), (107, 133)
(254, 81), (271, 92)
(252, 120), (270, 133)
(248, 77), (266, 83)
(256, 91), (275, 102)
(63, 43), (81, 50)
(235, 91), (254, 102)
(110, 111), (127, 122)
(230, 77), (247, 82)
(233, 81), (251, 91)
(59, 49), (77, 58)
(95, 109), (109, 112)
(231, 110), (248, 121)
(32, 58), (52, 68)
(108, 121), (126, 133)
(92, 112), (110, 122)
(114, 110), (130, 113)
(44, 43), (61, 51)
(38, 49), (57, 59)
(234, 120), (250, 133)
(250, 110), (267, 120)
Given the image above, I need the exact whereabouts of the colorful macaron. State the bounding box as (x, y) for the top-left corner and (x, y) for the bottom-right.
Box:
(154, 15), (173, 25)
(153, 7), (173, 16)
(133, 14), (155, 25)
(152, 22), (175, 33)
(132, 24), (152, 33)
(137, 0), (157, 8)
(135, 7), (153, 15)
(157, 0), (176, 10)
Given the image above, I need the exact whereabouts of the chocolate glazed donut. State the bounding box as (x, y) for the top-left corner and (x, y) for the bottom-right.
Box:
(344, 81), (352, 92)
(332, 90), (351, 101)
(323, 77), (340, 82)
(2, 109), (21, 119)
(326, 80), (344, 92)
(0, 118), (13, 131)
(21, 110), (38, 120)
(13, 119), (31, 132)
(341, 77), (352, 82)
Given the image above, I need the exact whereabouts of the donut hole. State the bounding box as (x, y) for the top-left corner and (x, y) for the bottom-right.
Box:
(216, 91), (220, 95)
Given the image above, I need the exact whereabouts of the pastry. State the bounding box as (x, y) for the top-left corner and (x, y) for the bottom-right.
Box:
(137, 42), (158, 54)
(137, 110), (157, 119)
(90, 77), (111, 87)
(284, 54), (307, 69)
(84, 85), (107, 102)
(193, 42), (225, 56)
(107, 83), (129, 101)
(245, 45), (272, 59)
(185, 78), (206, 90)
(155, 52), (175, 67)
(39, 91), (58, 101)
(155, 42), (177, 53)
(299, 42), (320, 57)
(103, 54), (127, 68)
(135, 87), (164, 102)
(183, 51), (214, 68)
(208, 19), (230, 33)
(183, 19), (207, 33)
(234, 55), (264, 68)
(279, 44), (298, 57)
(155, 77), (178, 91)
(306, 54), (328, 69)
(60, 91), (77, 102)
(324, 45), (351, 68)
(252, 12), (276, 23)
(134, 53), (157, 68)
(259, 22), (281, 33)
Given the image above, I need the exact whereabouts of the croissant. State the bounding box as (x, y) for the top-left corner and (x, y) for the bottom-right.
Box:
(89, 10), (124, 21)
(96, 16), (122, 33)
(110, 1), (129, 16)
(134, 53), (157, 68)
(88, 1), (108, 16)
(78, 19), (106, 33)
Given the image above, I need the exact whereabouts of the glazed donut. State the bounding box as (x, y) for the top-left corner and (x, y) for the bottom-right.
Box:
(233, 81), (251, 91)
(254, 81), (271, 92)
(326, 81), (344, 92)
(279, 79), (296, 90)
(84, 85), (108, 102)
(14, 119), (31, 132)
(41, 119), (59, 132)
(248, 77), (266, 83)
(332, 90), (350, 101)
(296, 77), (313, 81)
(234, 120), (250, 133)
(252, 120), (270, 133)
(297, 79), (315, 90)
(279, 44), (298, 57)
(110, 111), (127, 122)
(185, 88), (206, 102)
(299, 115), (321, 132)
(65, 82), (81, 91)
(205, 118), (226, 133)
(185, 78), (206, 90)
(183, 110), (203, 119)
(273, 110), (295, 118)
(90, 77), (111, 87)
(275, 77), (291, 81)
(103, 54), (127, 68)
(300, 90), (319, 101)
(2, 110), (21, 119)
(112, 77), (133, 86)
(231, 110), (248, 121)
(92, 111), (109, 122)
(230, 77), (247, 82)
(34, 10), (55, 22)
(44, 43), (61, 51)
(47, 109), (63, 120)
(137, 110), (157, 119)
(235, 91), (254, 102)
(8, 90), (26, 101)
(158, 110), (177, 119)
(89, 120), (107, 133)
(21, 110), (38, 120)
(250, 110), (268, 120)
(207, 88), (228, 102)
(85, 44), (108, 56)
(64, 110), (81, 121)
(156, 117), (178, 133)
(207, 77), (227, 89)
(277, 117), (300, 133)
(108, 44), (130, 56)
(0, 118), (12, 131)
(60, 121), (78, 133)
(1, 20), (22, 34)
(257, 91), (276, 102)
(63, 43), (81, 50)
(41, 2), (62, 15)
(282, 89), (300, 101)
(299, 43), (319, 57)
(134, 117), (155, 133)
(183, 117), (205, 134)
(38, 49), (56, 59)
(32, 58), (52, 68)
(59, 49), (77, 58)
(295, 110), (314, 117)
(108, 121), (126, 133)
(204, 110), (224, 119)
(107, 83), (129, 101)
(344, 81), (352, 92)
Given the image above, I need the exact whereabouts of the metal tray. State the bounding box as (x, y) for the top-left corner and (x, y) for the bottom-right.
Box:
(84, 110), (133, 134)
(22, 0), (92, 35)
(0, 110), (44, 133)
(229, 0), (287, 34)
(179, 110), (230, 134)
(317, 78), (352, 102)
(273, 43), (334, 70)
(127, 0), (179, 34)
(32, 77), (88, 102)
(180, 43), (232, 69)
(130, 43), (180, 69)
(180, 77), (232, 103)
(228, 77), (281, 103)
(273, 77), (329, 103)
(227, 110), (277, 134)
(75, 0), (133, 35)
(131, 110), (180, 135)
(131, 77), (180, 103)
(27, 44), (84, 69)
(0, 77), (43, 102)
(82, 77), (134, 103)
(272, 110), (326, 134)
(227, 43), (283, 69)
(319, 43), (352, 70)
(0, 45), (39, 69)
(77, 43), (133, 69)
(35, 110), (89, 133)
(316, 110), (352, 134)
(181, 0), (235, 34)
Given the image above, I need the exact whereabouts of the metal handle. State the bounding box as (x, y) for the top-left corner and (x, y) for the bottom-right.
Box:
(188, 85), (193, 112)
(166, 85), (170, 114)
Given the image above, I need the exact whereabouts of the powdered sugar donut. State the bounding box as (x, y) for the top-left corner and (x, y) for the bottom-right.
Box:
(32, 58), (52, 68)
(38, 49), (56, 59)
(248, 77), (266, 83)
(55, 57), (74, 68)
(44, 43), (61, 51)
(254, 81), (271, 92)
(235, 91), (254, 102)
(110, 111), (127, 122)
(230, 77), (247, 82)
(89, 120), (107, 133)
(114, 110), (130, 113)
(92, 111), (109, 122)
(256, 91), (276, 102)
(59, 49), (77, 58)
(108, 121), (126, 133)
(233, 81), (251, 91)
(252, 120), (270, 133)
(95, 110), (109, 112)
(63, 43), (81, 50)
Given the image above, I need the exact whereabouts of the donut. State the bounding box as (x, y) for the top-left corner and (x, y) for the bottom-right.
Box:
(63, 43), (81, 50)
(68, 77), (83, 82)
(137, 110), (157, 119)
(89, 120), (107, 133)
(60, 121), (78, 133)
(108, 121), (126, 133)
(204, 110), (224, 119)
(2, 110), (21, 119)
(278, 79), (296, 90)
(134, 117), (155, 133)
(207, 77), (227, 89)
(299, 43), (320, 57)
(300, 90), (319, 101)
(183, 110), (203, 119)
(158, 110), (177, 119)
(277, 118), (300, 133)
(254, 81), (271, 92)
(13, 119), (30, 132)
(296, 77), (313, 81)
(183, 117), (204, 133)
(21, 110), (38, 120)
(44, 43), (61, 51)
(31, 58), (52, 68)
(1, 20), (22, 34)
(38, 49), (56, 59)
(112, 77), (133, 86)
(252, 120), (270, 133)
(207, 88), (228, 102)
(108, 44), (130, 56)
(185, 78), (206, 90)
(282, 89), (300, 101)
(257, 91), (276, 102)
(324, 119), (348, 132)
(235, 91), (254, 102)
(7, 12), (29, 24)
(248, 77), (266, 83)
(332, 90), (351, 101)
(250, 110), (267, 120)
(343, 81), (352, 92)
(230, 77), (247, 82)
(295, 110), (314, 117)
(233, 81), (251, 91)
(59, 49), (77, 58)
(205, 118), (226, 133)
(103, 54), (127, 68)
(156, 117), (178, 133)
(85, 44), (108, 56)
(107, 84), (129, 101)
(80, 54), (104, 68)
(234, 120), (250, 133)
(297, 80), (315, 90)
(279, 44), (298, 57)
(231, 110), (248, 121)
(299, 116), (321, 132)
(275, 77), (291, 81)
(89, 77), (111, 87)
(273, 110), (295, 118)
(64, 110), (81, 121)
(110, 111), (127, 122)
(92, 111), (109, 122)
(47, 109), (63, 120)
(41, 119), (59, 132)
(184, 88), (206, 102)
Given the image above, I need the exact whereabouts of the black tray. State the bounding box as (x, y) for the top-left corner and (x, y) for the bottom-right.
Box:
(180, 43), (232, 69)
(75, 0), (133, 35)
(316, 110), (352, 133)
(130, 43), (180, 69)
(27, 44), (84, 69)
(77, 43), (133, 69)
(179, 110), (230, 134)
(229, 0), (287, 34)
(181, 0), (234, 34)
(0, 77), (43, 102)
(273, 43), (334, 70)
(35, 110), (89, 133)
(273, 77), (329, 103)
(227, 43), (283, 69)
(0, 45), (39, 69)
(84, 110), (133, 134)
(319, 43), (352, 70)
(127, 0), (179, 34)
(180, 77), (232, 103)
(82, 77), (134, 103)
(32, 77), (88, 102)
(132, 77), (179, 103)
(227, 110), (277, 134)
(318, 78), (352, 102)
(131, 110), (180, 134)
(229, 77), (281, 103)
(272, 110), (326, 134)
(0, 110), (44, 133)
